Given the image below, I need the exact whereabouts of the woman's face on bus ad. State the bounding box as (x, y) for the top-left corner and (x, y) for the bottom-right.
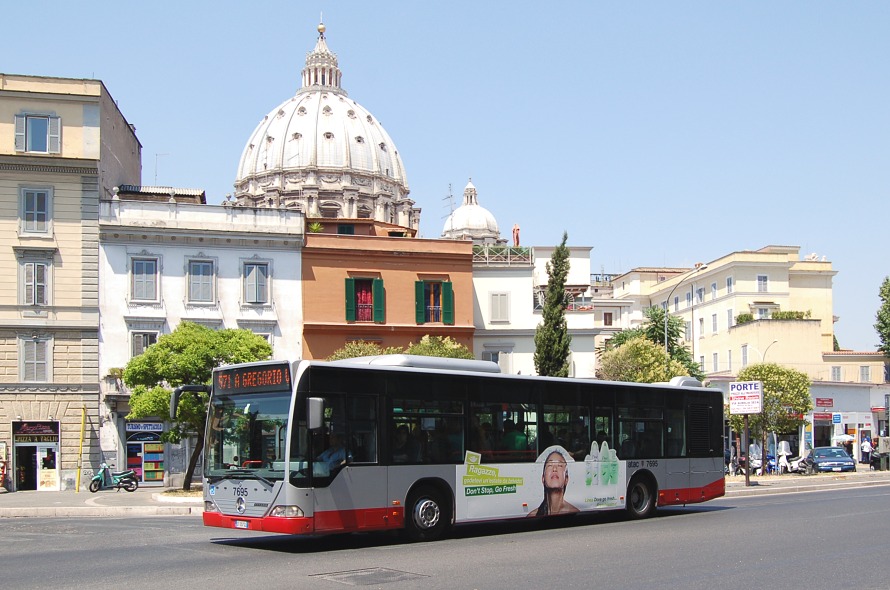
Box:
(542, 452), (568, 489)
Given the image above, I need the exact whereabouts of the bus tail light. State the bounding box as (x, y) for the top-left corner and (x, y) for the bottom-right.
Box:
(270, 505), (305, 518)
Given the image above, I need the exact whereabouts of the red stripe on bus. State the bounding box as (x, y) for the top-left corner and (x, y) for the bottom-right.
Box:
(203, 507), (405, 535)
(657, 478), (725, 506)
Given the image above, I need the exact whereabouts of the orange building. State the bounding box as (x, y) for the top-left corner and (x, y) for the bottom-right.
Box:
(301, 221), (474, 359)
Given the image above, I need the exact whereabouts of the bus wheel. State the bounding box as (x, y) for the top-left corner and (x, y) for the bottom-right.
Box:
(626, 476), (656, 519)
(405, 486), (449, 542)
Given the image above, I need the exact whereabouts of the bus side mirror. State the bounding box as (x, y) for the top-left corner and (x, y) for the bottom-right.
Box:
(170, 388), (182, 420)
(307, 397), (324, 430)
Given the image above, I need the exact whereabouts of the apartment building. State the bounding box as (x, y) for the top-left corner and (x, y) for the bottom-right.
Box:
(0, 74), (140, 491)
(97, 193), (304, 486)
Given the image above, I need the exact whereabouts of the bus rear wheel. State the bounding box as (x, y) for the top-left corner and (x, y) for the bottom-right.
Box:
(405, 485), (450, 542)
(626, 476), (656, 519)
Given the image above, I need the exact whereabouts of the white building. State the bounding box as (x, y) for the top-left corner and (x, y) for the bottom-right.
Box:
(98, 195), (303, 486)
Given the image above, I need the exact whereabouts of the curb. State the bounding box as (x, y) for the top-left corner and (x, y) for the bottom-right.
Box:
(0, 505), (201, 518)
(725, 478), (890, 498)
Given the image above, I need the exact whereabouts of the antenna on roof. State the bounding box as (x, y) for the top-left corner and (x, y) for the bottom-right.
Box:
(154, 153), (169, 185)
(441, 183), (454, 219)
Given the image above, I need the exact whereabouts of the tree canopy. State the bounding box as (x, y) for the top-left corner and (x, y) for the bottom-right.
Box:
(124, 321), (272, 489)
(876, 276), (890, 355)
(326, 335), (473, 361)
(600, 306), (704, 381)
(534, 232), (572, 377)
(596, 336), (689, 383)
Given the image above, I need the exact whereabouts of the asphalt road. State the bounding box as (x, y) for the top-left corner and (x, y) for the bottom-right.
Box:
(5, 485), (889, 590)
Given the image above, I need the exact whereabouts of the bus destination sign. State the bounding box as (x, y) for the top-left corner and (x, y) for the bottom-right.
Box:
(214, 363), (292, 395)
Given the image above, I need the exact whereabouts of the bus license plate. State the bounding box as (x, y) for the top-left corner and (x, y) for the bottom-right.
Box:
(235, 520), (249, 529)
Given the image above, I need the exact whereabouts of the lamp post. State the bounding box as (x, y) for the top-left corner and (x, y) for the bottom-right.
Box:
(663, 263), (708, 361)
(759, 339), (779, 363)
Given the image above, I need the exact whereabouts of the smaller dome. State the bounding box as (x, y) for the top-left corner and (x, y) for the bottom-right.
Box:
(441, 180), (503, 244)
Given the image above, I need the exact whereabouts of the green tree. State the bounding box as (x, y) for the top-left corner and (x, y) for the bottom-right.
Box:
(326, 336), (473, 361)
(326, 341), (403, 361)
(726, 363), (812, 471)
(596, 336), (689, 383)
(600, 307), (704, 381)
(534, 232), (572, 376)
(405, 335), (474, 359)
(876, 276), (890, 355)
(124, 321), (272, 490)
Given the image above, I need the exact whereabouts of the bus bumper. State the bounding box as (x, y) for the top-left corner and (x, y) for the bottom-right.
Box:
(203, 511), (315, 534)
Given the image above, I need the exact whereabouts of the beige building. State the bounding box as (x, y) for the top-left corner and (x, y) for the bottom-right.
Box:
(613, 245), (885, 383)
(0, 74), (141, 490)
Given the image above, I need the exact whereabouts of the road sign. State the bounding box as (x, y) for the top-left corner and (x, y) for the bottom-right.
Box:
(832, 412), (842, 424)
(729, 380), (763, 415)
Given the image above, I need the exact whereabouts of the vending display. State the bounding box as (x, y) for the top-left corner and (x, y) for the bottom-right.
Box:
(125, 422), (165, 486)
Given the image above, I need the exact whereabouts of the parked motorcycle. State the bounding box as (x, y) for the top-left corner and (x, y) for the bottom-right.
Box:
(779, 454), (808, 474)
(89, 463), (139, 493)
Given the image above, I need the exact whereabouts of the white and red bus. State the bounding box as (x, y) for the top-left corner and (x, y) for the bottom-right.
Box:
(197, 355), (725, 541)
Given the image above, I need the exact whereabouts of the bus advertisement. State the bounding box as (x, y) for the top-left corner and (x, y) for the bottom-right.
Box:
(198, 355), (725, 541)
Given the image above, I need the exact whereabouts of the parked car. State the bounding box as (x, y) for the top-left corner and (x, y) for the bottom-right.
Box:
(805, 446), (857, 473)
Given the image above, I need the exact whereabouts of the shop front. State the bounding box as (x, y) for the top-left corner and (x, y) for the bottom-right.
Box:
(125, 422), (165, 486)
(12, 421), (60, 491)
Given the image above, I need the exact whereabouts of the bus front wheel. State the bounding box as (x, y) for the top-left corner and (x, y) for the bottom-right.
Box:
(626, 476), (656, 519)
(405, 485), (450, 542)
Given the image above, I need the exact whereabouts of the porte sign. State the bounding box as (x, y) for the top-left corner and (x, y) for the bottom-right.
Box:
(729, 380), (763, 415)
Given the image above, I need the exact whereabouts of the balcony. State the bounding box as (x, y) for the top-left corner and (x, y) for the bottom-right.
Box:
(472, 245), (533, 266)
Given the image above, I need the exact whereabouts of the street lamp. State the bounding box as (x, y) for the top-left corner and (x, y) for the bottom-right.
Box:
(663, 263), (708, 359)
(759, 339), (779, 363)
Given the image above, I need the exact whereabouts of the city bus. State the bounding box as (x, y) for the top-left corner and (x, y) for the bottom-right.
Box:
(194, 355), (725, 541)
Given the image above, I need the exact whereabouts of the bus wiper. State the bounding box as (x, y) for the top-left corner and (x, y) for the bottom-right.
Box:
(226, 469), (274, 487)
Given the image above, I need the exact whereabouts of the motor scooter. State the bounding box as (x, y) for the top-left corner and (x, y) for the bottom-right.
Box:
(89, 463), (139, 492)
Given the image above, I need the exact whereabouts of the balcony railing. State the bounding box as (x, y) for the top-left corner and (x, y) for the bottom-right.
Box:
(472, 245), (533, 266)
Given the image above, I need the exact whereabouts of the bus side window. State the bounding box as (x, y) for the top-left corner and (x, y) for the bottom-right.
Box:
(348, 395), (378, 463)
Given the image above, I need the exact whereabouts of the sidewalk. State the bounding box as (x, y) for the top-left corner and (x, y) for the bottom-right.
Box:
(0, 485), (202, 518)
(2, 468), (889, 518)
(724, 465), (890, 497)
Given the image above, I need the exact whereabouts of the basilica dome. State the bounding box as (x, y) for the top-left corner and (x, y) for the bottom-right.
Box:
(234, 23), (417, 230)
(441, 181), (503, 244)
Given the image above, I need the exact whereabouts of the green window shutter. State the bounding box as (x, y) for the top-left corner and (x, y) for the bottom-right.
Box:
(442, 282), (454, 325)
(345, 278), (356, 322)
(415, 280), (425, 324)
(372, 278), (385, 323)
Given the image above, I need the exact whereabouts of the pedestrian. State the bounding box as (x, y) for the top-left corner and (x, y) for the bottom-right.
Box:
(860, 438), (873, 465)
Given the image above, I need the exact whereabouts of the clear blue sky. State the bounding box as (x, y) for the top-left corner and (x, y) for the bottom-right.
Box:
(5, 1), (888, 352)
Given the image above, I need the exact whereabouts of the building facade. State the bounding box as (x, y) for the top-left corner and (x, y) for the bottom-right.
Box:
(98, 196), (304, 487)
(301, 226), (474, 360)
(0, 74), (141, 491)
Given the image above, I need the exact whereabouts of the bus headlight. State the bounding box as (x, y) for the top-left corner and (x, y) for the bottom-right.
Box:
(270, 505), (304, 518)
(204, 501), (219, 512)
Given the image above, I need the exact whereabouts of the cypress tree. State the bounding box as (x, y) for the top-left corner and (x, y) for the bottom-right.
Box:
(534, 232), (572, 376)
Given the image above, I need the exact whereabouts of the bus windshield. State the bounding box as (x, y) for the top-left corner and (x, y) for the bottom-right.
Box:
(205, 391), (291, 480)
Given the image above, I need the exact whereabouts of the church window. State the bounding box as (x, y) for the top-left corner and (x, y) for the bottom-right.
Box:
(323, 106), (332, 115)
(345, 278), (384, 323)
(324, 132), (334, 140)
(347, 110), (356, 119)
(297, 107), (307, 115)
(355, 136), (364, 144)
(291, 132), (301, 140)
(366, 115), (373, 123)
(379, 142), (387, 151)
